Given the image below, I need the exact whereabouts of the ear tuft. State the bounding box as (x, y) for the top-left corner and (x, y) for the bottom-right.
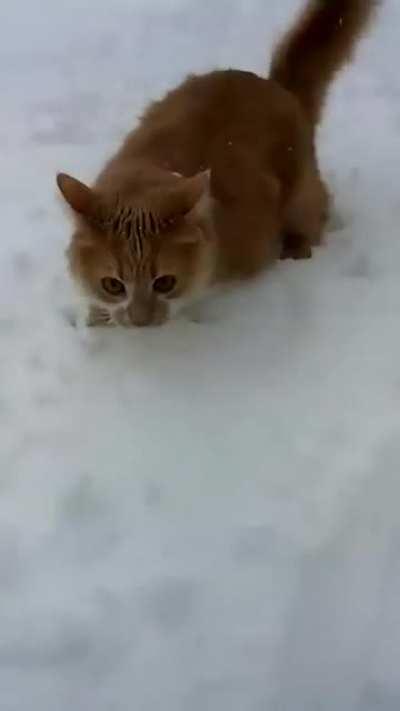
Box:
(56, 173), (95, 217)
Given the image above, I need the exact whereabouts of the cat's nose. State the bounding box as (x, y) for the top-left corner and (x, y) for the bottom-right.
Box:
(115, 308), (151, 327)
(127, 293), (154, 327)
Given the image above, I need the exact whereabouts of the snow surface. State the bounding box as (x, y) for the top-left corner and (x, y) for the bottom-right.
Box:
(1, 0), (400, 709)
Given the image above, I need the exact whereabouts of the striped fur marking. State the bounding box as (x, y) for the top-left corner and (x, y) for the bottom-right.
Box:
(111, 205), (165, 257)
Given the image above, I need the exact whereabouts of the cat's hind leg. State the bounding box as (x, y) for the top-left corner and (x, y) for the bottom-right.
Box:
(281, 167), (329, 260)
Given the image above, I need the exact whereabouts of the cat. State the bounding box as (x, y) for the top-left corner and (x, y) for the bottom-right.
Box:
(57, 0), (378, 327)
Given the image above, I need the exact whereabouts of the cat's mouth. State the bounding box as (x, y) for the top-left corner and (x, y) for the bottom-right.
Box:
(113, 301), (168, 328)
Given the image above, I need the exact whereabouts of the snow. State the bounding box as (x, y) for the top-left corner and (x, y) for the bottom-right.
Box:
(1, 0), (400, 709)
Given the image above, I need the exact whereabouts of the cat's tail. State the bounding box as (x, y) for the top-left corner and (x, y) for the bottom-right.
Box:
(270, 0), (378, 126)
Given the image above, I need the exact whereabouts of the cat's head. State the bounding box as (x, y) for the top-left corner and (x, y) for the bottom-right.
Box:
(57, 172), (214, 327)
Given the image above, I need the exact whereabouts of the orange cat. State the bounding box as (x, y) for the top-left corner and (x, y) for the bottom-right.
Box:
(57, 0), (377, 327)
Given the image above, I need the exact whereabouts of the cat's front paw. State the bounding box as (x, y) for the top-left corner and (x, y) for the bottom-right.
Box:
(86, 305), (115, 327)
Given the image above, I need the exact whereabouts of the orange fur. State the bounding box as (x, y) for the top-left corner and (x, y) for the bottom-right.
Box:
(270, 0), (378, 126)
(57, 0), (377, 327)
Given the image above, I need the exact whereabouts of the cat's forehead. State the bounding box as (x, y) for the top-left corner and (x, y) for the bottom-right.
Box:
(102, 201), (174, 261)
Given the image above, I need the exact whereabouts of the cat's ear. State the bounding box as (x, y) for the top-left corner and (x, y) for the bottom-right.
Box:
(156, 171), (210, 222)
(56, 173), (96, 218)
(181, 171), (210, 213)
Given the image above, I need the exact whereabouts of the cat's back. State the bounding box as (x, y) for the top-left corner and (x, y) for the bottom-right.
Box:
(118, 69), (307, 173)
(144, 69), (300, 127)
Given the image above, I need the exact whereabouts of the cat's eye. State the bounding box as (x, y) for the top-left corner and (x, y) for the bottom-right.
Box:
(101, 277), (126, 297)
(153, 275), (177, 295)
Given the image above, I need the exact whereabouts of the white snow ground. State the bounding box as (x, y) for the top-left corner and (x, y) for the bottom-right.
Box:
(1, 0), (400, 708)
